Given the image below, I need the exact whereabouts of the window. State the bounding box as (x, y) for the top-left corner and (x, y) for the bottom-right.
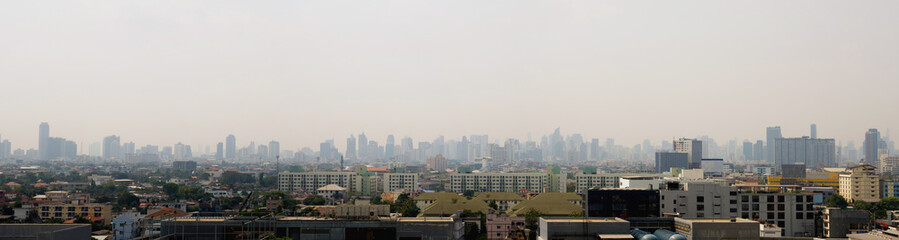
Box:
(742, 204), (749, 211)
(67, 207), (75, 211)
(767, 196), (775, 202)
(796, 204), (803, 211)
(806, 195), (813, 202)
(697, 213), (705, 218)
(778, 213), (784, 219)
(730, 208), (737, 213)
(742, 196), (749, 202)
(730, 199), (737, 204)
(767, 213), (775, 219)
(777, 221), (785, 227)
(94, 213), (101, 217)
(752, 204), (759, 211)
(767, 204), (775, 211)
(753, 196), (759, 202)
(777, 195), (784, 202)
(742, 212), (749, 218)
(796, 196), (803, 202)
(697, 196), (705, 203)
(697, 205), (705, 211)
(54, 207), (63, 211)
(807, 212), (814, 219)
(797, 213), (803, 219)
(81, 207), (89, 212)
(778, 204), (785, 211)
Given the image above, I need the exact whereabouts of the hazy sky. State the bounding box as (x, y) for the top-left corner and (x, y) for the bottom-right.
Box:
(1, 1), (898, 151)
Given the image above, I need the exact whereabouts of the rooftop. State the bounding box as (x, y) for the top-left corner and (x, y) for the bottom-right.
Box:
(541, 217), (628, 223)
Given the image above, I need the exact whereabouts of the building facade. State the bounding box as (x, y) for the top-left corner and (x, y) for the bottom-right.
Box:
(383, 173), (418, 193)
(839, 164), (880, 203)
(450, 173), (547, 193)
(279, 172), (361, 195)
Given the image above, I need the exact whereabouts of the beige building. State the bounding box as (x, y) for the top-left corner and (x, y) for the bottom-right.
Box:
(839, 164), (880, 203)
(450, 173), (547, 193)
(383, 173), (418, 193)
(37, 203), (112, 225)
(279, 171), (361, 195)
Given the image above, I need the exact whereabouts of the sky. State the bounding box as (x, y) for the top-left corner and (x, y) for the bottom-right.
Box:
(1, 1), (898, 152)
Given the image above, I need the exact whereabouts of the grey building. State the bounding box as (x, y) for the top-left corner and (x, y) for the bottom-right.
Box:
(225, 134), (236, 160)
(774, 136), (836, 169)
(159, 216), (463, 240)
(102, 135), (121, 159)
(674, 218), (760, 240)
(767, 126), (783, 163)
(0, 224), (91, 240)
(656, 152), (689, 173)
(743, 141), (753, 160)
(39, 122), (49, 160)
(172, 161), (197, 171)
(674, 138), (703, 169)
(865, 129), (880, 165)
(537, 217), (630, 240)
(823, 208), (872, 238)
(781, 164), (806, 179)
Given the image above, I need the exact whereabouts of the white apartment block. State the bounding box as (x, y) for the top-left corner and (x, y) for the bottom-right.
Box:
(839, 164), (880, 203)
(660, 181), (816, 237)
(383, 173), (418, 193)
(575, 173), (663, 193)
(450, 173), (547, 193)
(279, 171), (361, 194)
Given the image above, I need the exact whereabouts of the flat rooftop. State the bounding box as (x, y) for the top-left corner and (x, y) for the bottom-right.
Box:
(542, 217), (628, 223)
(677, 218), (757, 223)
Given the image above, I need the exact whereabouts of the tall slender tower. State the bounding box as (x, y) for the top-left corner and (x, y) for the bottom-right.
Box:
(810, 124), (817, 139)
(225, 135), (236, 160)
(766, 126), (782, 163)
(39, 122), (49, 160)
(865, 129), (880, 165)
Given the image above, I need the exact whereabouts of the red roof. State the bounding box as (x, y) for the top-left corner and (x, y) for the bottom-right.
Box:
(146, 207), (190, 218)
(367, 167), (388, 172)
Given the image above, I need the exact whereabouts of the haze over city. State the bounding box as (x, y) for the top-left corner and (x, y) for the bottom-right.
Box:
(2, 1), (899, 151)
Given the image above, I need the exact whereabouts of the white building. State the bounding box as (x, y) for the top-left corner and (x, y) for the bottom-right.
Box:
(383, 173), (418, 193)
(619, 176), (662, 189)
(112, 212), (143, 240)
(450, 173), (547, 193)
(317, 184), (347, 199)
(279, 171), (361, 195)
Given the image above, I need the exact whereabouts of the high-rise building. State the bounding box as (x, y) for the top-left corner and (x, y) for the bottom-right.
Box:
(865, 129), (880, 165)
(39, 122), (49, 160)
(358, 133), (368, 160)
(427, 154), (448, 171)
(810, 124), (817, 139)
(742, 141), (753, 160)
(839, 164), (879, 203)
(215, 142), (224, 160)
(225, 135), (236, 160)
(122, 142), (135, 155)
(674, 138), (702, 169)
(0, 140), (10, 159)
(766, 126), (782, 163)
(269, 140), (280, 159)
(174, 142), (187, 160)
(385, 135), (395, 160)
(655, 151), (688, 173)
(773, 136), (836, 169)
(102, 135), (121, 159)
(754, 140), (764, 161)
(346, 135), (356, 160)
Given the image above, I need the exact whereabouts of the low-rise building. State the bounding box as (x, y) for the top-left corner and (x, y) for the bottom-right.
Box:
(112, 212), (143, 240)
(382, 173), (418, 193)
(37, 203), (112, 225)
(486, 214), (525, 240)
(822, 207), (872, 238)
(675, 218), (760, 240)
(317, 184), (347, 199)
(474, 192), (524, 212)
(450, 173), (547, 193)
(537, 217), (630, 240)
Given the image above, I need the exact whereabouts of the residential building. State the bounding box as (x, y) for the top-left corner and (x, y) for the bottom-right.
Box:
(279, 171), (361, 195)
(506, 193), (583, 217)
(879, 155), (899, 176)
(474, 192), (524, 212)
(839, 164), (880, 203)
(112, 212), (143, 240)
(822, 207), (872, 238)
(575, 173), (663, 193)
(37, 203), (112, 225)
(317, 184), (347, 199)
(450, 173), (547, 193)
(884, 181), (899, 198)
(427, 154), (448, 171)
(773, 137), (836, 169)
(382, 173), (418, 193)
(172, 161), (197, 171)
(486, 214), (525, 240)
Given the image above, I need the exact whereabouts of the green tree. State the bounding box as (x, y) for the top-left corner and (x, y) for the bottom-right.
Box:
(303, 195), (327, 205)
(523, 208), (543, 231)
(162, 183), (179, 196)
(391, 193), (420, 217)
(116, 191), (140, 209)
(825, 194), (848, 209)
(488, 200), (498, 210)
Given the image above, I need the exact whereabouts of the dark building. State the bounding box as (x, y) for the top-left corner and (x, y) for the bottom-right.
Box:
(782, 163), (806, 179)
(0, 224), (90, 240)
(655, 152), (689, 173)
(585, 188), (660, 218)
(159, 216), (462, 240)
(172, 161), (197, 170)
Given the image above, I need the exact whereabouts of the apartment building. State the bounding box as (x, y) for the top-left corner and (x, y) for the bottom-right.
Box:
(37, 203), (112, 225)
(383, 173), (418, 193)
(575, 173), (663, 193)
(839, 164), (880, 203)
(279, 171), (361, 195)
(450, 173), (547, 193)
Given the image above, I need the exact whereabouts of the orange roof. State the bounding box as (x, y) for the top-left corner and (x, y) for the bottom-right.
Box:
(146, 207), (190, 218)
(64, 216), (103, 224)
(367, 167), (388, 172)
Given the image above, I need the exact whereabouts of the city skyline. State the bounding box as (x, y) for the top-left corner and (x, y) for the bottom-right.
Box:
(2, 1), (899, 152)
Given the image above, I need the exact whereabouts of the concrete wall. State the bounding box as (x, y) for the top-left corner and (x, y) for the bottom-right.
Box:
(0, 224), (91, 240)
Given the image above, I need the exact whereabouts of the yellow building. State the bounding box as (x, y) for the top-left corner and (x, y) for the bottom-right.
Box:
(767, 172), (840, 189)
(37, 203), (112, 225)
(839, 164), (880, 203)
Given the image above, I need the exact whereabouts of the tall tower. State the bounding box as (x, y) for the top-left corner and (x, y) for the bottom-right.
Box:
(215, 142), (224, 160)
(225, 134), (236, 160)
(865, 129), (880, 165)
(810, 124), (817, 139)
(102, 135), (121, 159)
(766, 126), (782, 163)
(39, 122), (49, 160)
(674, 138), (703, 169)
(358, 133), (368, 160)
(385, 135), (395, 160)
(346, 135), (356, 160)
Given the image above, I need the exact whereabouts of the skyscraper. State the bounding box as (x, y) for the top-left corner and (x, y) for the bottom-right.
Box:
(269, 140), (280, 159)
(216, 142), (224, 160)
(39, 122), (49, 160)
(674, 138), (702, 169)
(742, 141), (753, 160)
(225, 134), (236, 160)
(773, 136), (836, 169)
(865, 129), (880, 165)
(754, 140), (764, 161)
(766, 126), (782, 163)
(385, 135), (395, 160)
(810, 124), (817, 139)
(346, 135), (356, 160)
(358, 133), (368, 160)
(102, 135), (121, 159)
